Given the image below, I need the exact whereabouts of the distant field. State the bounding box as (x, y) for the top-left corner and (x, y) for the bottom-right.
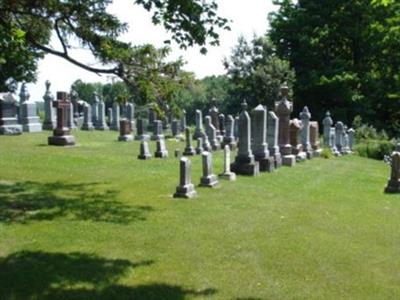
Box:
(0, 131), (399, 300)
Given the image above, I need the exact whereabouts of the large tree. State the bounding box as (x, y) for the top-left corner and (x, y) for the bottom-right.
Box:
(223, 35), (295, 113)
(0, 0), (229, 108)
(269, 0), (400, 135)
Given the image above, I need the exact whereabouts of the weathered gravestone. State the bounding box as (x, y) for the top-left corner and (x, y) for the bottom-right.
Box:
(19, 83), (42, 133)
(201, 132), (212, 152)
(322, 111), (333, 146)
(330, 127), (340, 156)
(110, 102), (120, 131)
(310, 121), (322, 157)
(299, 106), (313, 159)
(348, 128), (355, 151)
(171, 119), (181, 139)
(155, 138), (169, 158)
(95, 100), (109, 130)
(118, 119), (133, 141)
(209, 98), (220, 137)
(67, 102), (77, 130)
(231, 101), (260, 176)
(107, 107), (113, 126)
(267, 111), (282, 168)
(196, 137), (204, 154)
(151, 120), (164, 141)
(147, 106), (157, 131)
(183, 127), (195, 156)
(335, 122), (345, 153)
(180, 109), (187, 132)
(42, 80), (56, 130)
(135, 118), (150, 141)
(48, 92), (75, 146)
(199, 151), (219, 188)
(219, 145), (236, 181)
(138, 141), (152, 160)
(205, 116), (220, 150)
(252, 105), (274, 172)
(275, 84), (295, 166)
(219, 114), (226, 138)
(173, 157), (197, 199)
(193, 109), (204, 140)
(223, 114), (237, 150)
(290, 119), (305, 160)
(81, 103), (94, 131)
(125, 102), (135, 131)
(385, 147), (400, 193)
(0, 93), (22, 135)
(91, 92), (100, 125)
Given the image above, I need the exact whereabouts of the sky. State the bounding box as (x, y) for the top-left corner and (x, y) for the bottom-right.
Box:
(27, 0), (277, 102)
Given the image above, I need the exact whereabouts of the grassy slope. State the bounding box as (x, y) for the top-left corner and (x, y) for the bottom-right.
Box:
(0, 131), (399, 300)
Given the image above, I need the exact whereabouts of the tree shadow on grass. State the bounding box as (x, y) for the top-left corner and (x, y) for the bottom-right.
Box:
(0, 181), (153, 224)
(0, 251), (216, 300)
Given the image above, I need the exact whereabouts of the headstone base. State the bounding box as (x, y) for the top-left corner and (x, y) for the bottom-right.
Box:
(81, 124), (95, 131)
(48, 135), (75, 146)
(296, 152), (307, 162)
(183, 147), (196, 156)
(231, 158), (260, 176)
(118, 134), (133, 142)
(385, 180), (400, 193)
(274, 153), (282, 169)
(306, 151), (314, 159)
(22, 123), (42, 133)
(282, 155), (296, 167)
(0, 125), (23, 135)
(314, 149), (323, 157)
(135, 134), (150, 141)
(200, 175), (219, 188)
(155, 150), (168, 159)
(174, 184), (197, 198)
(218, 172), (236, 181)
(138, 153), (152, 160)
(280, 144), (292, 156)
(257, 157), (275, 172)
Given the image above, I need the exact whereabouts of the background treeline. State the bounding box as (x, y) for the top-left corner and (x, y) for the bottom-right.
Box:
(71, 0), (400, 138)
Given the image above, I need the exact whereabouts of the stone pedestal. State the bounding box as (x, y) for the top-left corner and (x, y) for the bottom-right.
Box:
(20, 102), (42, 132)
(118, 119), (133, 141)
(42, 80), (56, 130)
(276, 84), (293, 157)
(282, 155), (296, 167)
(138, 141), (152, 160)
(155, 138), (168, 158)
(199, 151), (219, 187)
(183, 127), (195, 156)
(219, 145), (236, 181)
(0, 93), (23, 135)
(174, 157), (197, 198)
(231, 101), (260, 176)
(48, 92), (75, 146)
(252, 104), (273, 172)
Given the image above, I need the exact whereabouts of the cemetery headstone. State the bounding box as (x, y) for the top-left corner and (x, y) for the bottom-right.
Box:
(219, 113), (226, 139)
(155, 138), (169, 158)
(275, 84), (295, 166)
(385, 147), (400, 193)
(310, 121), (322, 156)
(180, 109), (187, 132)
(252, 104), (274, 172)
(290, 119), (305, 160)
(147, 106), (157, 131)
(125, 102), (135, 131)
(171, 119), (181, 139)
(42, 80), (56, 130)
(267, 111), (282, 168)
(48, 91), (75, 146)
(196, 137), (204, 154)
(335, 121), (344, 153)
(322, 111), (333, 146)
(222, 114), (237, 149)
(67, 102), (77, 130)
(231, 101), (260, 176)
(95, 100), (109, 130)
(202, 132), (212, 152)
(151, 120), (164, 141)
(135, 118), (150, 141)
(183, 127), (196, 156)
(209, 98), (220, 137)
(300, 106), (313, 159)
(193, 109), (204, 140)
(91, 92), (100, 125)
(205, 115), (220, 150)
(19, 83), (42, 132)
(81, 103), (94, 130)
(110, 102), (120, 131)
(118, 119), (133, 141)
(199, 151), (219, 188)
(219, 145), (236, 181)
(173, 157), (197, 198)
(0, 93), (22, 135)
(348, 128), (355, 151)
(138, 140), (152, 160)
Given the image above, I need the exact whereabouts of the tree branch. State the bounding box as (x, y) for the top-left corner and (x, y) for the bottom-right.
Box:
(55, 19), (68, 55)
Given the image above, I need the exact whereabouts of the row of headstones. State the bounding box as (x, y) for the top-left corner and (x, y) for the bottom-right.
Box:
(0, 83), (42, 135)
(322, 111), (355, 156)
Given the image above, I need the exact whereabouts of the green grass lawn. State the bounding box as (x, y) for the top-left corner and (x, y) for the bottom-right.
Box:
(0, 130), (399, 300)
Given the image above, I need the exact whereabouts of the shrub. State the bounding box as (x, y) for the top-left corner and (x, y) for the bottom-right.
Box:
(320, 148), (333, 159)
(355, 140), (395, 160)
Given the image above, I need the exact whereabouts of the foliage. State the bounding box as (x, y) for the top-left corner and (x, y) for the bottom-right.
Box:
(356, 140), (395, 160)
(352, 115), (388, 142)
(0, 0), (229, 106)
(269, 0), (400, 136)
(320, 148), (333, 159)
(223, 35), (295, 112)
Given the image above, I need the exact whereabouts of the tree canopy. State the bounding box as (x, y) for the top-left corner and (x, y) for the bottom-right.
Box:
(0, 0), (229, 98)
(269, 0), (400, 135)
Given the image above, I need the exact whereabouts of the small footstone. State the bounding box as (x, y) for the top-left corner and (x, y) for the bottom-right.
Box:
(282, 155), (296, 167)
(174, 157), (197, 199)
(155, 138), (168, 158)
(199, 151), (219, 187)
(138, 141), (152, 160)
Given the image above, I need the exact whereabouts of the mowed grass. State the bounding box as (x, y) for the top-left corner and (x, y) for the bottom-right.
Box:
(0, 130), (399, 300)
